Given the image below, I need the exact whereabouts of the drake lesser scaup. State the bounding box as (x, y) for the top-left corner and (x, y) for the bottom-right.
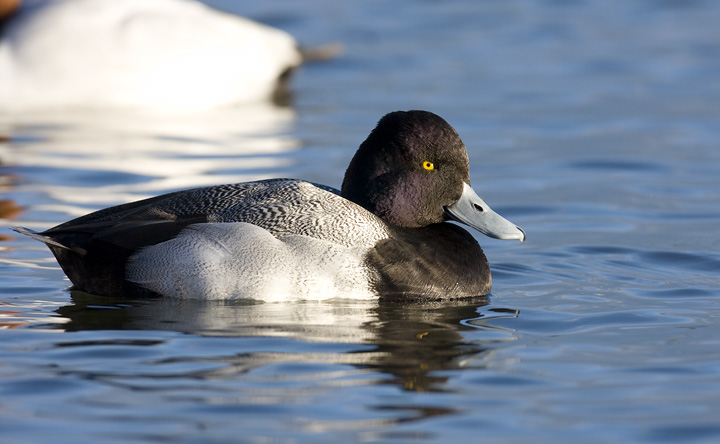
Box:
(14, 111), (525, 301)
(0, 0), (325, 110)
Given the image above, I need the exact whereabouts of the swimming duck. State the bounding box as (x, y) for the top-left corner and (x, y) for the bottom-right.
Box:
(0, 0), (306, 110)
(14, 111), (525, 301)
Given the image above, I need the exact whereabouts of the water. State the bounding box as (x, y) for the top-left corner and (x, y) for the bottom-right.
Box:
(2, 0), (720, 442)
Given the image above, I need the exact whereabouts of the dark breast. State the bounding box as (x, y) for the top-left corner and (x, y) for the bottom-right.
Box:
(367, 223), (491, 301)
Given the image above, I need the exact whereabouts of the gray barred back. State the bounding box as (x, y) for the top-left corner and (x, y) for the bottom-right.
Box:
(99, 179), (392, 248)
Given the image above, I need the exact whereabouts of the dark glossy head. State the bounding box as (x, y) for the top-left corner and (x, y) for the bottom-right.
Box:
(341, 110), (470, 228)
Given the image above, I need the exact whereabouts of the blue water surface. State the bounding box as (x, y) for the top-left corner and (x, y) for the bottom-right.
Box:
(2, 0), (720, 443)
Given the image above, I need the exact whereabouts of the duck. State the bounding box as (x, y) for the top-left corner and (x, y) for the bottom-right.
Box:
(14, 110), (526, 301)
(0, 0), (314, 110)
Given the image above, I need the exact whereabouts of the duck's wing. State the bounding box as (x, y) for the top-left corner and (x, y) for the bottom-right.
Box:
(38, 194), (206, 254)
(12, 179), (385, 297)
(13, 180), (312, 297)
(34, 179), (348, 250)
(39, 180), (296, 252)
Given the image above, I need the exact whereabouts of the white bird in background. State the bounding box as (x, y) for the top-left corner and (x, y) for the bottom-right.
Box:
(0, 0), (328, 111)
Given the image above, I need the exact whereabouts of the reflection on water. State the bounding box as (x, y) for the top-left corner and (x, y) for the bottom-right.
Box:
(53, 294), (511, 394)
(0, 104), (298, 218)
(0, 199), (21, 242)
(0, 295), (521, 440)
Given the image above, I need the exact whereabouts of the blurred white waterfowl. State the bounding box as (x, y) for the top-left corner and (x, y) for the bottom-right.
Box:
(0, 0), (330, 110)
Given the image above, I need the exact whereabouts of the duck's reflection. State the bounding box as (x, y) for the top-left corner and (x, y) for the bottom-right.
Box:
(0, 104), (298, 210)
(56, 293), (517, 393)
(53, 293), (518, 431)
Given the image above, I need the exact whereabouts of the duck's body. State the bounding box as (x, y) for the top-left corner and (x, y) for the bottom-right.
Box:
(0, 0), (302, 110)
(15, 111), (525, 301)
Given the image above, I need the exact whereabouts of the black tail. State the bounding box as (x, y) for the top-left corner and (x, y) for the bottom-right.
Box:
(12, 226), (86, 255)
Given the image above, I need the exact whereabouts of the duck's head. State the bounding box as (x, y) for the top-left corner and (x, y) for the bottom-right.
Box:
(341, 110), (525, 241)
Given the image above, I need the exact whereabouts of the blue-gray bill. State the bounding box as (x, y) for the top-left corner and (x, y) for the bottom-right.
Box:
(444, 182), (526, 242)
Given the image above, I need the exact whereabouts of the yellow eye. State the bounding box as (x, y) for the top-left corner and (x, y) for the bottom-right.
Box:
(422, 161), (434, 170)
